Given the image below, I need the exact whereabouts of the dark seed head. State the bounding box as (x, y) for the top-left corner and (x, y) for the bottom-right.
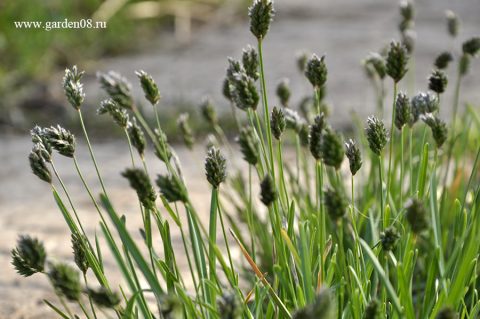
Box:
(386, 41), (409, 82)
(305, 54), (328, 88)
(98, 99), (129, 128)
(365, 53), (387, 80)
(462, 37), (480, 57)
(48, 263), (82, 301)
(237, 126), (260, 166)
(177, 113), (195, 150)
(260, 174), (277, 206)
(445, 10), (459, 38)
(459, 54), (471, 76)
(43, 125), (76, 158)
(411, 92), (438, 122)
(320, 127), (344, 170)
(296, 50), (309, 73)
(156, 175), (187, 203)
(29, 146), (52, 183)
(71, 234), (89, 275)
(230, 72), (260, 111)
(122, 168), (157, 210)
(154, 128), (173, 164)
(217, 292), (241, 319)
(136, 70), (160, 105)
(31, 126), (52, 159)
(242, 45), (259, 80)
(421, 113), (448, 148)
(405, 198), (429, 234)
(428, 69), (448, 94)
(380, 226), (400, 251)
(309, 114), (326, 160)
(248, 0), (274, 40)
(87, 287), (121, 308)
(436, 307), (458, 319)
(159, 294), (183, 319)
(63, 65), (85, 109)
(276, 78), (291, 107)
(11, 235), (46, 277)
(324, 187), (347, 221)
(299, 123), (310, 148)
(127, 118), (146, 156)
(200, 97), (218, 127)
(434, 52), (453, 70)
(345, 139), (362, 176)
(399, 1), (414, 23)
(222, 78), (233, 102)
(365, 116), (388, 156)
(293, 288), (336, 319)
(395, 92), (412, 130)
(363, 299), (380, 319)
(205, 147), (227, 188)
(271, 106), (286, 140)
(98, 71), (133, 110)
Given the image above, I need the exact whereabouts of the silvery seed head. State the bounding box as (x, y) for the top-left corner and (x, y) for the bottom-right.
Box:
(401, 29), (416, 54)
(395, 92), (412, 130)
(29, 146), (52, 183)
(445, 10), (459, 38)
(206, 134), (219, 150)
(434, 52), (453, 70)
(98, 99), (129, 128)
(226, 58), (244, 81)
(177, 113), (195, 149)
(380, 226), (400, 251)
(428, 69), (448, 94)
(136, 70), (160, 105)
(305, 54), (328, 88)
(31, 126), (52, 161)
(200, 97), (218, 127)
(242, 45), (259, 80)
(11, 235), (46, 277)
(237, 126), (259, 165)
(386, 41), (409, 83)
(271, 106), (286, 140)
(63, 65), (85, 109)
(365, 53), (387, 80)
(205, 147), (227, 188)
(156, 174), (187, 203)
(363, 299), (380, 319)
(260, 174), (277, 206)
(462, 37), (480, 57)
(459, 54), (470, 76)
(122, 168), (157, 210)
(98, 71), (133, 110)
(87, 287), (121, 308)
(284, 108), (305, 133)
(324, 187), (347, 221)
(293, 288), (336, 319)
(248, 0), (274, 40)
(411, 92), (439, 122)
(217, 292), (241, 319)
(276, 78), (291, 107)
(154, 128), (172, 163)
(345, 139), (362, 176)
(421, 113), (448, 148)
(71, 233), (89, 275)
(296, 50), (309, 73)
(365, 116), (388, 156)
(399, 1), (414, 23)
(405, 198), (428, 234)
(230, 72), (259, 111)
(321, 127), (344, 170)
(309, 114), (326, 160)
(43, 125), (76, 158)
(436, 307), (458, 319)
(127, 118), (146, 156)
(49, 263), (82, 301)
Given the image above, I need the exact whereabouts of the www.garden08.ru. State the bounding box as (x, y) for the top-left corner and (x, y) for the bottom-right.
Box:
(14, 18), (107, 31)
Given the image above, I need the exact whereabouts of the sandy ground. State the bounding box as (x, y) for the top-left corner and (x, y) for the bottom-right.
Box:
(1, 0), (480, 317)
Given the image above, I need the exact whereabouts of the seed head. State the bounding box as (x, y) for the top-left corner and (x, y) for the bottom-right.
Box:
(242, 45), (259, 80)
(48, 263), (82, 301)
(29, 146), (52, 183)
(459, 54), (470, 76)
(63, 65), (85, 109)
(284, 108), (305, 133)
(363, 299), (380, 319)
(411, 92), (438, 122)
(31, 126), (52, 162)
(98, 71), (133, 110)
(136, 70), (160, 105)
(71, 234), (89, 275)
(429, 69), (448, 94)
(386, 41), (409, 82)
(205, 147), (227, 188)
(237, 126), (259, 165)
(177, 113), (195, 149)
(154, 128), (172, 163)
(365, 53), (386, 79)
(11, 235), (46, 277)
(276, 78), (291, 107)
(260, 174), (277, 206)
(434, 52), (453, 70)
(296, 50), (309, 73)
(122, 168), (157, 209)
(222, 78), (233, 102)
(321, 127), (344, 170)
(399, 1), (414, 24)
(217, 292), (241, 319)
(230, 72), (259, 111)
(293, 288), (336, 319)
(421, 113), (448, 148)
(345, 139), (362, 176)
(405, 198), (428, 234)
(127, 118), (146, 156)
(87, 287), (121, 308)
(98, 99), (129, 128)
(365, 116), (388, 156)
(380, 226), (400, 251)
(299, 96), (314, 121)
(324, 187), (347, 221)
(200, 97), (218, 127)
(156, 175), (187, 203)
(462, 37), (480, 57)
(43, 125), (76, 157)
(248, 0), (274, 40)
(309, 114), (326, 160)
(305, 54), (328, 88)
(160, 295), (183, 319)
(445, 10), (459, 38)
(271, 106), (286, 140)
(395, 92), (412, 129)
(226, 58), (244, 81)
(436, 307), (458, 319)
(299, 123), (310, 147)
(401, 29), (416, 54)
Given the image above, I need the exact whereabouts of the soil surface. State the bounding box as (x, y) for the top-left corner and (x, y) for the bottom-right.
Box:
(1, 0), (480, 317)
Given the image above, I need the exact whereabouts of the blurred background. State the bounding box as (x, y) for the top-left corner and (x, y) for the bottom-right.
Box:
(1, 0), (479, 317)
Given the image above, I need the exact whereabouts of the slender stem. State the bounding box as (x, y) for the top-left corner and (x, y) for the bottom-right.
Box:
(84, 274), (98, 319)
(378, 154), (385, 229)
(386, 82), (398, 206)
(78, 300), (93, 319)
(124, 129), (136, 167)
(247, 166), (256, 261)
(409, 127), (414, 196)
(400, 126), (405, 205)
